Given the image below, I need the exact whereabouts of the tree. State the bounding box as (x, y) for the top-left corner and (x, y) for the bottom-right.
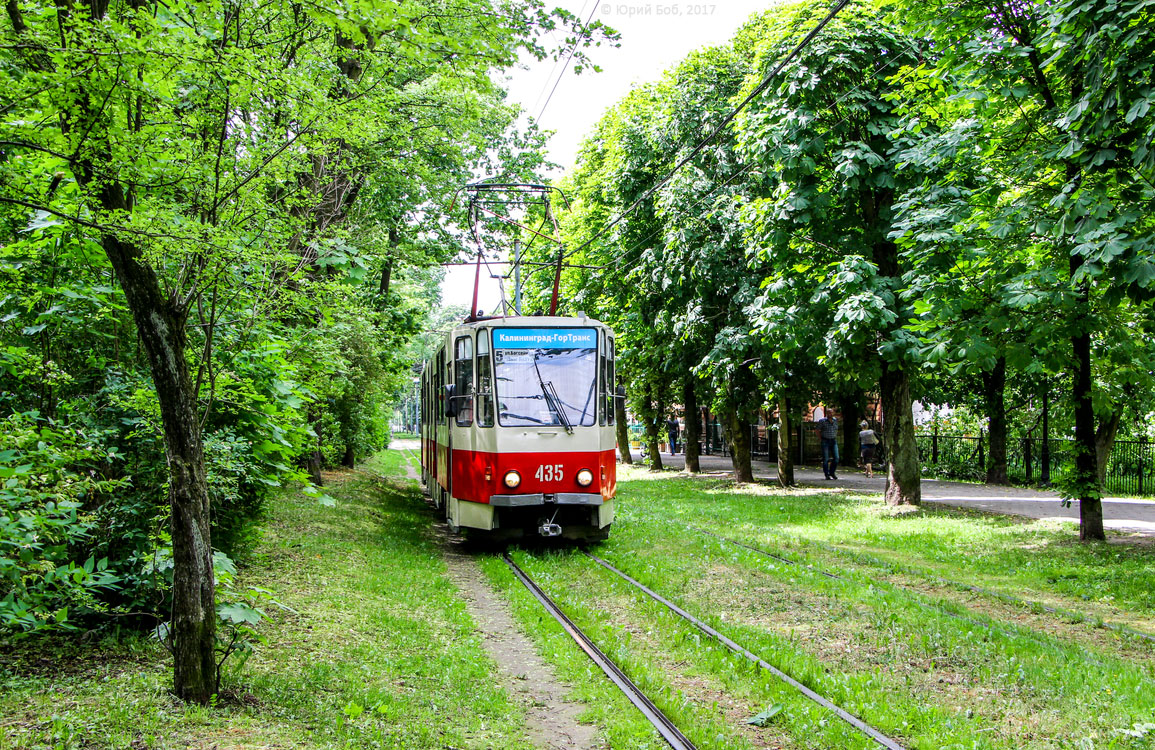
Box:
(736, 0), (927, 505)
(889, 0), (1155, 538)
(2, 0), (606, 700)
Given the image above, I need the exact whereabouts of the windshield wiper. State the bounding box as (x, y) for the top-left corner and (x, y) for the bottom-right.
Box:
(532, 349), (573, 434)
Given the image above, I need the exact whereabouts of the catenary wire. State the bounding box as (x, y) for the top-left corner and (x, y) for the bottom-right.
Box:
(535, 0), (604, 124)
(521, 28), (929, 288)
(565, 0), (852, 256)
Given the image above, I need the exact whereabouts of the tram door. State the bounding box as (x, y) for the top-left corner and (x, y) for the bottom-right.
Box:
(436, 345), (451, 499)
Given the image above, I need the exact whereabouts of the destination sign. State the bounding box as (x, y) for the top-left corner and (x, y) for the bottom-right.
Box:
(492, 328), (597, 349)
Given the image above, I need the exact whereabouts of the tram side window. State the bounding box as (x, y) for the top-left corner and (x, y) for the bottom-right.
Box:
(435, 349), (445, 425)
(598, 334), (607, 426)
(455, 336), (474, 426)
(476, 330), (494, 427)
(607, 338), (615, 426)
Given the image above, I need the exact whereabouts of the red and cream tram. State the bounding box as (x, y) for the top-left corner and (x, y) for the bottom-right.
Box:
(419, 314), (617, 540)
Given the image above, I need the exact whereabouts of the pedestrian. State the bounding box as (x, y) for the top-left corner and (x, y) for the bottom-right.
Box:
(858, 420), (878, 478)
(666, 415), (680, 455)
(666, 415), (680, 456)
(813, 407), (839, 479)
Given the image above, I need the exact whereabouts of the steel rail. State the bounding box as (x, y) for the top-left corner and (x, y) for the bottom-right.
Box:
(583, 551), (906, 750)
(502, 554), (698, 750)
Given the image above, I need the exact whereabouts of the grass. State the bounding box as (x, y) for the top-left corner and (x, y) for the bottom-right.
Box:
(572, 466), (1155, 748)
(0, 450), (534, 749)
(4, 452), (1154, 749)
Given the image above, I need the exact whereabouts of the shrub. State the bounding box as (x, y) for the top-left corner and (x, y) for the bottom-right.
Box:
(0, 412), (125, 635)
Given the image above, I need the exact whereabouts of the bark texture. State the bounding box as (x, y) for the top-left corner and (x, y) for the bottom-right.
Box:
(1095, 411), (1121, 489)
(642, 384), (663, 472)
(102, 231), (216, 703)
(776, 395), (794, 487)
(879, 361), (921, 506)
(983, 357), (1009, 485)
(1070, 274), (1105, 540)
(614, 390), (633, 464)
(725, 409), (754, 483)
(683, 377), (701, 473)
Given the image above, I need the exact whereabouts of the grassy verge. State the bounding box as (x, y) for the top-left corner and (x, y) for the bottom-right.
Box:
(620, 467), (1155, 622)
(462, 463), (1155, 749)
(0, 450), (532, 750)
(561, 466), (1154, 748)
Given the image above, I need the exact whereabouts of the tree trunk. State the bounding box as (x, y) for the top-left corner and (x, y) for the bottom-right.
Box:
(839, 393), (859, 470)
(1095, 410), (1122, 489)
(102, 234), (216, 704)
(724, 407), (754, 483)
(642, 384), (663, 471)
(879, 361), (921, 506)
(614, 384), (632, 464)
(776, 394), (794, 487)
(983, 357), (1009, 485)
(342, 443), (356, 468)
(1070, 277), (1105, 540)
(645, 420), (663, 471)
(683, 377), (701, 473)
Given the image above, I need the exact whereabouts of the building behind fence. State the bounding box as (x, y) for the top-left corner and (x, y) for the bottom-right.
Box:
(698, 420), (1155, 498)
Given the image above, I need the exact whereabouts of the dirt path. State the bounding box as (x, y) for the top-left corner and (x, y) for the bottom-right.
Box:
(443, 541), (602, 750)
(393, 440), (600, 749)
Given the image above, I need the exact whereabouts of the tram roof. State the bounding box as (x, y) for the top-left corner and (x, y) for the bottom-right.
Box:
(451, 314), (611, 331)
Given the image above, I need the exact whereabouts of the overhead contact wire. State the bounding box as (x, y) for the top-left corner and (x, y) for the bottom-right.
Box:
(569, 0), (852, 257)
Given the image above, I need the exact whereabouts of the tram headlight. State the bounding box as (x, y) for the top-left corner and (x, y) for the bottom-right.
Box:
(503, 470), (521, 489)
(575, 468), (594, 487)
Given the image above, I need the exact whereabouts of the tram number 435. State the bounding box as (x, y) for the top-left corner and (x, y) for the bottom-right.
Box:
(534, 463), (565, 482)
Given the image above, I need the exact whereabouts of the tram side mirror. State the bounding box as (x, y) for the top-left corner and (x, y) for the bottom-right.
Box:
(444, 384), (458, 418)
(615, 385), (626, 400)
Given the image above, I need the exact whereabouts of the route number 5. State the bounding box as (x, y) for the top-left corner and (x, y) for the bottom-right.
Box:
(534, 463), (564, 482)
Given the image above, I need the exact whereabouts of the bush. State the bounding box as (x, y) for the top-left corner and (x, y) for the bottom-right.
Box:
(0, 412), (125, 635)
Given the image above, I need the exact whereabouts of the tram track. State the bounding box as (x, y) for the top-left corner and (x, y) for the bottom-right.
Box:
(581, 551), (907, 750)
(504, 549), (909, 750)
(502, 552), (698, 750)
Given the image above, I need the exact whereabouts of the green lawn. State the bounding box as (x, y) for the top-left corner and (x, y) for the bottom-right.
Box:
(478, 465), (1155, 750)
(0, 450), (535, 750)
(4, 454), (1154, 749)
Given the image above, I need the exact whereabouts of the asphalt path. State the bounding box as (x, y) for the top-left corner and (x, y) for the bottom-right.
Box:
(629, 448), (1155, 537)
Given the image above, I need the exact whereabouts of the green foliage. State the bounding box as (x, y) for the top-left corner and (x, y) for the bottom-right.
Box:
(0, 0), (606, 643)
(0, 412), (124, 635)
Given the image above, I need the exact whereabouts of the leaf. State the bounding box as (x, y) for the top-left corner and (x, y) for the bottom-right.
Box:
(21, 324), (47, 336)
(217, 602), (263, 626)
(23, 211), (63, 234)
(746, 703), (784, 726)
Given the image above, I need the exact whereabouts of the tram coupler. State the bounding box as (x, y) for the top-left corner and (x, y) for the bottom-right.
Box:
(538, 523), (563, 537)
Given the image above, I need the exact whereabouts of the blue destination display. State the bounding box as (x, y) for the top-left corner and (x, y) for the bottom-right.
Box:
(493, 328), (597, 349)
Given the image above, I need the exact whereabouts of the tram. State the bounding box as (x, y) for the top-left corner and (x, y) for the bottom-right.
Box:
(419, 314), (617, 540)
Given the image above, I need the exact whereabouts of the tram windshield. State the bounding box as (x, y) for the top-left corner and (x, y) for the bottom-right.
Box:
(493, 328), (598, 428)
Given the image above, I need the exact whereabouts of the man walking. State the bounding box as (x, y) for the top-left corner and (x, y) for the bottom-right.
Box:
(815, 407), (839, 479)
(666, 415), (680, 456)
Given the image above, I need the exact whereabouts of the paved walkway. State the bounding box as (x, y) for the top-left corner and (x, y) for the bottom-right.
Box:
(627, 448), (1155, 536)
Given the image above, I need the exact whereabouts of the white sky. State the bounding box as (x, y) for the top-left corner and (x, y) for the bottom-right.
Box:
(442, 0), (776, 314)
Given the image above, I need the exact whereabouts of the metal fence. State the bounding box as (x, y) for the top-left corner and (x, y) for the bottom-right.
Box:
(695, 421), (1155, 497)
